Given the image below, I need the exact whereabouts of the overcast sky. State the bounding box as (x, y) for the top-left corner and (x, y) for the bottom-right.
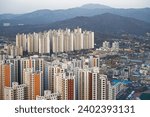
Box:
(0, 0), (149, 14)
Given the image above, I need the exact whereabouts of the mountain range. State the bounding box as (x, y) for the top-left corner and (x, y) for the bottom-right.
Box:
(0, 13), (150, 38)
(0, 3), (150, 26)
(0, 4), (150, 40)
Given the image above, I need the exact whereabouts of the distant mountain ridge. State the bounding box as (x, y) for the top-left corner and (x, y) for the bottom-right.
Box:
(81, 4), (112, 9)
(49, 13), (150, 35)
(0, 13), (150, 38)
(0, 14), (20, 20)
(0, 3), (150, 26)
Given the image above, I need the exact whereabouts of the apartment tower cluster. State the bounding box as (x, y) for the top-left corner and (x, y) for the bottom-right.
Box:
(0, 55), (121, 100)
(16, 28), (94, 54)
(0, 28), (123, 100)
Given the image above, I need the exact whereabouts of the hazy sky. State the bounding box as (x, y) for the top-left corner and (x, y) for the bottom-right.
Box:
(0, 0), (150, 14)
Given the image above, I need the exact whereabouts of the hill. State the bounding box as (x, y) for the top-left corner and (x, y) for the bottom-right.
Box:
(0, 13), (150, 39)
(0, 4), (150, 26)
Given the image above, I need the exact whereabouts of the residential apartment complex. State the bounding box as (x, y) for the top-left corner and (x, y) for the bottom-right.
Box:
(16, 28), (94, 54)
(0, 28), (124, 100)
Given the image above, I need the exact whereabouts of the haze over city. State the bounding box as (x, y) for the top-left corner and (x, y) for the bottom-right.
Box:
(0, 0), (150, 14)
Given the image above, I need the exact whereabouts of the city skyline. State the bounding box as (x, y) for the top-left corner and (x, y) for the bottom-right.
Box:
(0, 1), (150, 101)
(0, 27), (150, 100)
(0, 0), (150, 14)
(0, 27), (122, 100)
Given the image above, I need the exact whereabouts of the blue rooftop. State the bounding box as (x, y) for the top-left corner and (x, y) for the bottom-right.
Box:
(112, 79), (131, 85)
